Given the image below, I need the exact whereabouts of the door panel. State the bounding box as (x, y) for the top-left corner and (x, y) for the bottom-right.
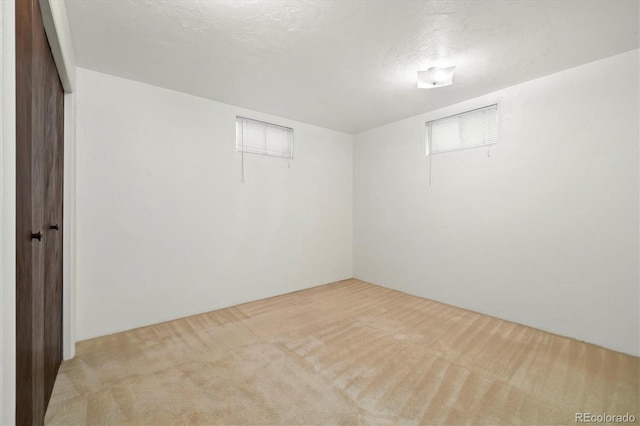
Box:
(43, 42), (64, 403)
(16, 0), (65, 423)
(16, 0), (46, 423)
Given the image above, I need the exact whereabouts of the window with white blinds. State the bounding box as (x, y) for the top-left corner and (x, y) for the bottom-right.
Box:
(236, 116), (294, 159)
(426, 104), (498, 155)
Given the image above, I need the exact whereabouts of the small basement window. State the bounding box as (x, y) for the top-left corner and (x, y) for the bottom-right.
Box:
(426, 104), (498, 155)
(236, 116), (293, 159)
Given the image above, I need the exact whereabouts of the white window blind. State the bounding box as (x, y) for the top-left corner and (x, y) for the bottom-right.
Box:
(426, 104), (498, 155)
(236, 116), (294, 159)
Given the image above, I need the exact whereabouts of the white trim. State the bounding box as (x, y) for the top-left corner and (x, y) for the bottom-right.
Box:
(1, 1), (17, 424)
(63, 92), (77, 360)
(40, 0), (76, 92)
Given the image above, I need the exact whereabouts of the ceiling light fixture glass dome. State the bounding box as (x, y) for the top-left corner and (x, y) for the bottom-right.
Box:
(417, 66), (456, 88)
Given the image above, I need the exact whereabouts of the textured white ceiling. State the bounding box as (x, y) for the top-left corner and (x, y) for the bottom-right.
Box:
(65, 0), (639, 134)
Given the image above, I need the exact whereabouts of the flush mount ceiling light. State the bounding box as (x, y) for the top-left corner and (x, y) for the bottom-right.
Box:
(417, 66), (456, 88)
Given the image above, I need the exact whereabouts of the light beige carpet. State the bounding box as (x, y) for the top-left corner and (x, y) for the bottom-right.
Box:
(45, 279), (639, 425)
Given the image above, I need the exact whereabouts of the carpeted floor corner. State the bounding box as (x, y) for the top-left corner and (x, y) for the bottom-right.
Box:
(45, 279), (639, 425)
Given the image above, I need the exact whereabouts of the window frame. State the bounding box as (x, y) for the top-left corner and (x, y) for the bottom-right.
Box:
(236, 115), (294, 160)
(425, 103), (499, 156)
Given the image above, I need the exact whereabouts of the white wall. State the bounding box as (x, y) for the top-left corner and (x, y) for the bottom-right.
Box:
(354, 50), (639, 356)
(76, 68), (353, 340)
(1, 0), (16, 423)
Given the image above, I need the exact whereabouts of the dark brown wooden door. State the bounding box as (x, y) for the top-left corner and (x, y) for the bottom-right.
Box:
(42, 19), (64, 407)
(16, 0), (65, 423)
